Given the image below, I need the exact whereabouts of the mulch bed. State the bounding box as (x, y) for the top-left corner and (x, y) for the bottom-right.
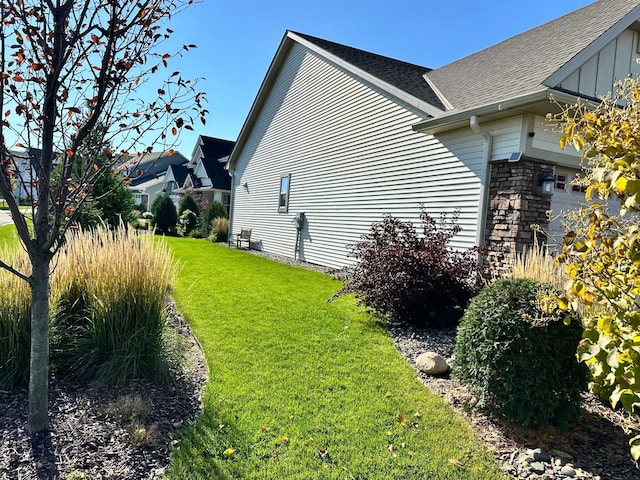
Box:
(0, 301), (208, 480)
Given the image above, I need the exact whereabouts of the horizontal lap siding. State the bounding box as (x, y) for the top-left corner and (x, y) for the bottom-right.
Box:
(232, 43), (489, 268)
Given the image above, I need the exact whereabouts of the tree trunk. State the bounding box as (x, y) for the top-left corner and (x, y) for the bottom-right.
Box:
(27, 254), (51, 434)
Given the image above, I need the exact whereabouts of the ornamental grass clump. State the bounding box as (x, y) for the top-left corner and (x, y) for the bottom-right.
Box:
(208, 217), (229, 243)
(0, 244), (31, 389)
(334, 207), (482, 328)
(452, 278), (587, 429)
(51, 225), (178, 383)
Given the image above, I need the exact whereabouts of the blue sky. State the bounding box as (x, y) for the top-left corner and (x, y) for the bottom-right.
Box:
(164, 0), (592, 156)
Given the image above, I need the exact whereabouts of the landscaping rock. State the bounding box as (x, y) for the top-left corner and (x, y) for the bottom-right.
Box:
(529, 461), (546, 474)
(532, 448), (551, 463)
(415, 352), (449, 375)
(560, 464), (577, 477)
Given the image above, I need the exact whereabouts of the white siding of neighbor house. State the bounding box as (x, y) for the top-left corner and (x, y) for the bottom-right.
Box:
(231, 42), (521, 268)
(558, 28), (640, 99)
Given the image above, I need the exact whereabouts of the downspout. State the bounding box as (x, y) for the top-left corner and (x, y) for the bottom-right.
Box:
(227, 169), (236, 246)
(469, 115), (493, 248)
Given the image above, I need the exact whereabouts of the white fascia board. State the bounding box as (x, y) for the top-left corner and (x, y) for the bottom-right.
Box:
(544, 5), (640, 87)
(164, 166), (176, 184)
(422, 73), (454, 111)
(412, 89), (580, 134)
(289, 31), (444, 118)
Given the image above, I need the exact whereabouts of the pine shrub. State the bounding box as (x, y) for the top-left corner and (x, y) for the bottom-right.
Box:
(154, 195), (178, 234)
(335, 207), (482, 328)
(178, 194), (200, 217)
(202, 201), (227, 235)
(452, 278), (587, 429)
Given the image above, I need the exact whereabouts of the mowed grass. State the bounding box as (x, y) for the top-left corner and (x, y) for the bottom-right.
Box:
(166, 238), (504, 480)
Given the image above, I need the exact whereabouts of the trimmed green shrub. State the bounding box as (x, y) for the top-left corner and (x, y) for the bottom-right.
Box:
(334, 207), (482, 328)
(178, 194), (200, 217)
(202, 201), (227, 235)
(154, 195), (178, 234)
(452, 278), (587, 429)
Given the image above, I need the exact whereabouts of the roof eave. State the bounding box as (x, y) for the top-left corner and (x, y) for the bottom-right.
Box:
(412, 89), (581, 134)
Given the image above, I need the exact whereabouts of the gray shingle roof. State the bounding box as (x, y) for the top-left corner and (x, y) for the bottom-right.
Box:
(426, 0), (640, 112)
(293, 32), (446, 111)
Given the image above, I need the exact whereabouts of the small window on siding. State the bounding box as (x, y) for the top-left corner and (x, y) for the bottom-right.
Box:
(278, 174), (290, 212)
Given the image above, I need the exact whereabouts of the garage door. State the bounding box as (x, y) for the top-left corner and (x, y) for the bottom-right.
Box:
(547, 167), (586, 248)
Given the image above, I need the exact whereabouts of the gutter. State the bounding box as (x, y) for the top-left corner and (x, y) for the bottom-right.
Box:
(413, 89), (580, 134)
(469, 115), (493, 248)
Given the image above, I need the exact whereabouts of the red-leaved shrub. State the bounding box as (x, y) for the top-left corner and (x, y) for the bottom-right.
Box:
(334, 207), (482, 328)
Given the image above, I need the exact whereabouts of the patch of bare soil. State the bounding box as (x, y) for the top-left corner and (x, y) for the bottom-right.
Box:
(0, 300), (208, 480)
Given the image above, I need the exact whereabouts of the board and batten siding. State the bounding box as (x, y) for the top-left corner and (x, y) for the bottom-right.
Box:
(558, 28), (640, 99)
(231, 42), (520, 269)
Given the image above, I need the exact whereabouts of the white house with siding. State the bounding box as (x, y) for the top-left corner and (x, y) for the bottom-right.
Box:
(227, 0), (640, 273)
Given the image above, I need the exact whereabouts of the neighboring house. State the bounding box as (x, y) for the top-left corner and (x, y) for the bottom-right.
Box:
(163, 163), (192, 209)
(119, 150), (189, 210)
(227, 0), (640, 273)
(4, 149), (50, 202)
(177, 136), (234, 213)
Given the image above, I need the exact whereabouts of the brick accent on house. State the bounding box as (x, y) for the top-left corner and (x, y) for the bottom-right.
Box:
(484, 159), (553, 277)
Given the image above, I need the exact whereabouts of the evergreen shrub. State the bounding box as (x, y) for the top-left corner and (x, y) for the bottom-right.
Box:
(452, 278), (587, 429)
(202, 201), (227, 235)
(178, 194), (200, 217)
(154, 195), (178, 234)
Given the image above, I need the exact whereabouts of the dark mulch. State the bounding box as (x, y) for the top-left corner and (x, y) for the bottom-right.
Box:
(0, 301), (208, 480)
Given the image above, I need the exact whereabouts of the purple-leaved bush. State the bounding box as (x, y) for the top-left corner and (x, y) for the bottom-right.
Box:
(335, 207), (482, 328)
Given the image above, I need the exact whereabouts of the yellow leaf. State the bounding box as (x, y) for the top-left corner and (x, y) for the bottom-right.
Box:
(223, 448), (235, 457)
(449, 458), (464, 468)
(407, 450), (415, 457)
(385, 391), (392, 397)
(616, 176), (629, 192)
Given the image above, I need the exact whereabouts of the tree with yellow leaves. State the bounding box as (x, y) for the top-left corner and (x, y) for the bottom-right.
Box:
(556, 77), (640, 458)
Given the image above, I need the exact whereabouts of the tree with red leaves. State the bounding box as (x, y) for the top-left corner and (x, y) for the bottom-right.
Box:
(0, 0), (206, 434)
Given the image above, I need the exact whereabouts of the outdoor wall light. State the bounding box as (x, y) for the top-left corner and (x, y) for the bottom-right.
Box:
(538, 170), (555, 197)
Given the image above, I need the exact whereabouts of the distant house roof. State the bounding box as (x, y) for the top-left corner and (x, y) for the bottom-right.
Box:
(167, 163), (190, 186)
(425, 0), (640, 112)
(190, 136), (234, 190)
(202, 156), (231, 190)
(199, 136), (235, 162)
(118, 151), (188, 187)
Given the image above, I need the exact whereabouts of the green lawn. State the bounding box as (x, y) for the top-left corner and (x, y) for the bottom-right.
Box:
(165, 238), (505, 480)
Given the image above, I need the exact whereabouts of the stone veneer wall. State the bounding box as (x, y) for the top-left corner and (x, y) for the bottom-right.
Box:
(484, 159), (553, 277)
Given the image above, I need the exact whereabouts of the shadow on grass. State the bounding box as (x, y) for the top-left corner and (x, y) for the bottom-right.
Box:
(169, 389), (250, 480)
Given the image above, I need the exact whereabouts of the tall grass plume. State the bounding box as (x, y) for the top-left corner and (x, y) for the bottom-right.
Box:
(0, 245), (31, 388)
(51, 225), (179, 383)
